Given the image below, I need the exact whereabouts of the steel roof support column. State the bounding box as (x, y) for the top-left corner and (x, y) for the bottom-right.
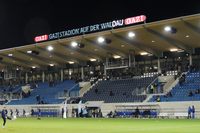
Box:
(42, 71), (45, 83)
(189, 54), (192, 66)
(25, 72), (28, 84)
(157, 57), (161, 74)
(128, 53), (131, 67)
(60, 69), (64, 82)
(81, 67), (84, 81)
(104, 57), (109, 77)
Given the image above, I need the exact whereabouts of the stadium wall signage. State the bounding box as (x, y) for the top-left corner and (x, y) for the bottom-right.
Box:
(34, 15), (146, 43)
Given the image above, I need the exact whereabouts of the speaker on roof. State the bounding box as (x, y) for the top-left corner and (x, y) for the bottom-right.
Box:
(32, 50), (39, 55)
(171, 27), (177, 34)
(105, 38), (112, 44)
(78, 43), (85, 48)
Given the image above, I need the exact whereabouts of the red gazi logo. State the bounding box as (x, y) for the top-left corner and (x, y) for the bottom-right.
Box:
(34, 35), (48, 42)
(124, 15), (146, 25)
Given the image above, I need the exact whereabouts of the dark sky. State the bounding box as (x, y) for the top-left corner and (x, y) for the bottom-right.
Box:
(0, 0), (200, 49)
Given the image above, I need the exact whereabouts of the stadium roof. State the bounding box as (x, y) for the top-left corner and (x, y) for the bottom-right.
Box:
(0, 13), (200, 70)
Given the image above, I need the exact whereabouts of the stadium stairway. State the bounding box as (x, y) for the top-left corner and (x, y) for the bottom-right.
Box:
(145, 74), (181, 102)
(149, 71), (200, 102)
(7, 80), (78, 105)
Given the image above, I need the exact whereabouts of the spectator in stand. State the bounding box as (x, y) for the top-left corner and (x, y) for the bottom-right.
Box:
(166, 91), (172, 98)
(150, 84), (154, 94)
(94, 88), (98, 94)
(36, 95), (41, 104)
(109, 90), (114, 96)
(188, 91), (194, 97)
(195, 89), (200, 94)
(156, 96), (160, 102)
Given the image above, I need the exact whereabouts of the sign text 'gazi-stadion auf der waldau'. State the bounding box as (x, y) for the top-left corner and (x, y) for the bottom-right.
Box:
(34, 15), (146, 43)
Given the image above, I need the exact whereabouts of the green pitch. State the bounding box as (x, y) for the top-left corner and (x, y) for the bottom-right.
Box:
(0, 118), (199, 133)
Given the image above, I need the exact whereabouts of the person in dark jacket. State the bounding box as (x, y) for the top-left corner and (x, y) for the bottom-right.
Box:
(1, 107), (7, 128)
(191, 105), (195, 119)
(1, 107), (11, 128)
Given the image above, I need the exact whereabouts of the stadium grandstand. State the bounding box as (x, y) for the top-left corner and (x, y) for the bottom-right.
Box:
(1, 13), (200, 120)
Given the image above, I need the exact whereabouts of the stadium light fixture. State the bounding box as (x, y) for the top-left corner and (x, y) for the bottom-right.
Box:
(68, 61), (74, 64)
(140, 52), (148, 55)
(47, 46), (54, 51)
(113, 55), (121, 59)
(128, 32), (135, 38)
(8, 53), (13, 57)
(90, 58), (97, 62)
(170, 48), (178, 52)
(97, 37), (105, 43)
(164, 26), (172, 32)
(71, 41), (78, 48)
(49, 64), (54, 67)
(164, 26), (177, 33)
(27, 50), (32, 54)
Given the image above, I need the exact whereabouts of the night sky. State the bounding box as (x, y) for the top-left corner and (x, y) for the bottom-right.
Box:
(0, 0), (200, 49)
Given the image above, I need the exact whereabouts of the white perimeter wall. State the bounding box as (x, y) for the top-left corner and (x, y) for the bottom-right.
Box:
(1, 101), (200, 118)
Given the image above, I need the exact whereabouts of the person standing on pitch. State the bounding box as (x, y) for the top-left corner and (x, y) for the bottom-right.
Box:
(1, 107), (12, 128)
(187, 106), (192, 119)
(37, 108), (41, 120)
(191, 105), (195, 119)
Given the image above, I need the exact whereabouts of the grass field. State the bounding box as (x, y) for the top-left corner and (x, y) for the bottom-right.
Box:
(0, 118), (199, 133)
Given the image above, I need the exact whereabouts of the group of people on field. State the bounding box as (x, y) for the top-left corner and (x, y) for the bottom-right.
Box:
(188, 105), (195, 119)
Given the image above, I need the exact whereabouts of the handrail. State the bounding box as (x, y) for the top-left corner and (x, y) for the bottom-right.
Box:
(68, 83), (79, 92)
(146, 76), (158, 93)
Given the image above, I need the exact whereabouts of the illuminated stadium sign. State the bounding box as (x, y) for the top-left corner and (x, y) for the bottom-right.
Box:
(34, 15), (146, 42)
(124, 15), (146, 25)
(34, 35), (48, 42)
